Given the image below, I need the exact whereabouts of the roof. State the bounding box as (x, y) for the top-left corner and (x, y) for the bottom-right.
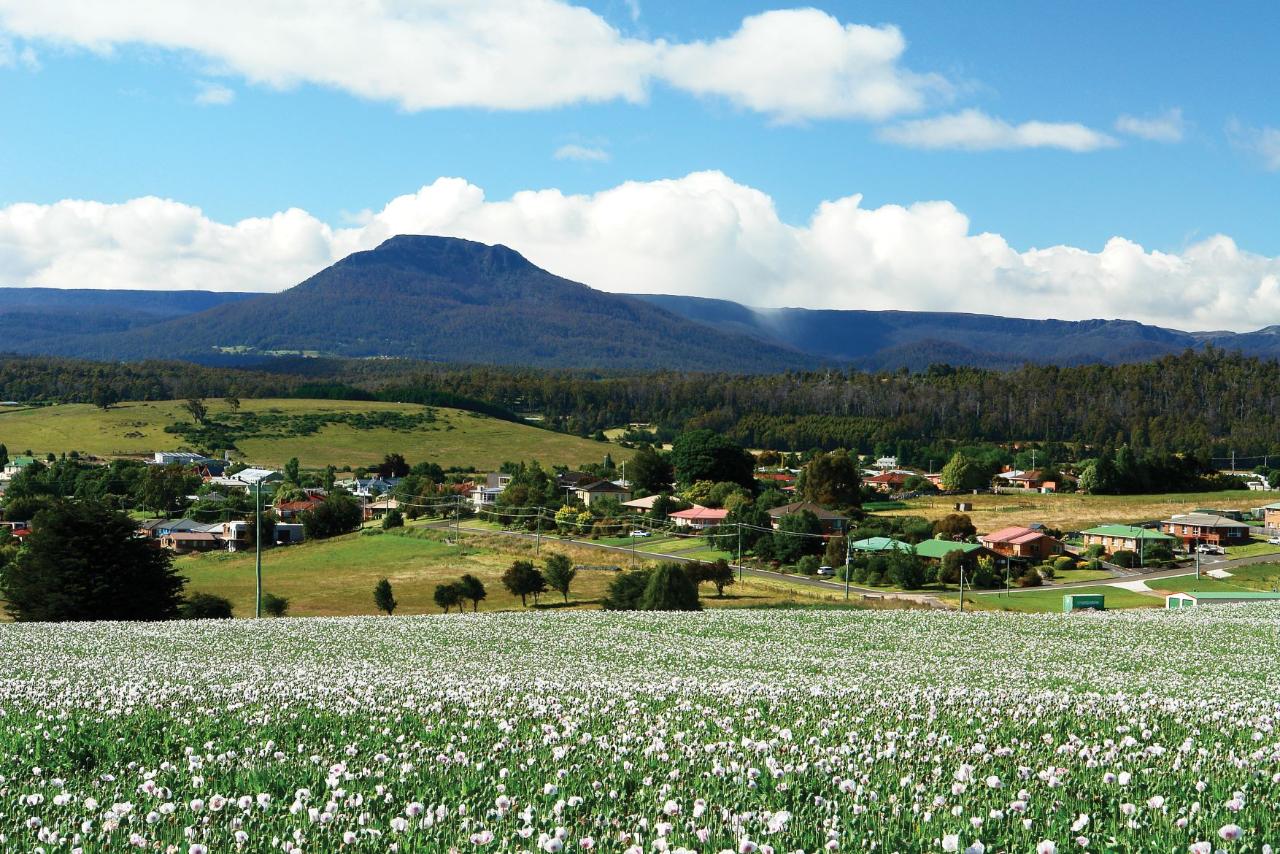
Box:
(865, 471), (912, 484)
(766, 501), (848, 521)
(1081, 524), (1175, 540)
(981, 526), (1051, 545)
(234, 468), (281, 484)
(621, 494), (666, 509)
(7, 456), (38, 468)
(1163, 513), (1250, 529)
(850, 537), (913, 552)
(275, 500), (322, 511)
(669, 507), (728, 522)
(914, 539), (987, 559)
(164, 532), (220, 542)
(1166, 591), (1280, 600)
(576, 480), (630, 493)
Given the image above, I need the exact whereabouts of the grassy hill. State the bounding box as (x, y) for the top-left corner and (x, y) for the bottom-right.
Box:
(0, 398), (630, 470)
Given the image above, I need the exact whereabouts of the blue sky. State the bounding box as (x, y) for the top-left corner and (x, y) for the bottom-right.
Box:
(0, 1), (1277, 329)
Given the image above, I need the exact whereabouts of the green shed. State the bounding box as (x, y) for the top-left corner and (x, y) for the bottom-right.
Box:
(1063, 593), (1105, 612)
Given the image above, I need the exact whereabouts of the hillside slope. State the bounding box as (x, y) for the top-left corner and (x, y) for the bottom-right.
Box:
(14, 237), (814, 372)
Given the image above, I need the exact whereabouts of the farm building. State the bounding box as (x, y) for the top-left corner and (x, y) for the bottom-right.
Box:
(1079, 524), (1175, 554)
(1164, 591), (1280, 608)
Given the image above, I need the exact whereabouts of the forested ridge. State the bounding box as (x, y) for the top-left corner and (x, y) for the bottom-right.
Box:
(3, 347), (1280, 457)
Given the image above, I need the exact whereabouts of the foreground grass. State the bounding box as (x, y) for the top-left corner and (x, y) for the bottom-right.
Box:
(0, 398), (630, 470)
(883, 488), (1276, 532)
(2, 606), (1279, 850)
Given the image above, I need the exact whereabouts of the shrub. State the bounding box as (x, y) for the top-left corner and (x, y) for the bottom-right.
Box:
(603, 569), (652, 610)
(374, 578), (397, 615)
(180, 592), (233, 620)
(796, 555), (820, 576)
(262, 593), (290, 617)
(1016, 570), (1043, 588)
(1052, 556), (1076, 572)
(381, 509), (404, 530)
(1084, 544), (1106, 559)
(638, 563), (702, 611)
(1111, 550), (1137, 568)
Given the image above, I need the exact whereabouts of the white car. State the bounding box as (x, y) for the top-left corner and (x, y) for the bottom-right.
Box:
(1268, 536), (1280, 545)
(816, 565), (835, 577)
(630, 530), (651, 538)
(1195, 543), (1225, 555)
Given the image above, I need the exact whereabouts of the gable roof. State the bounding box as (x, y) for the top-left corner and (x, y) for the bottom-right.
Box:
(1163, 513), (1250, 529)
(576, 480), (629, 493)
(669, 506), (728, 522)
(914, 539), (988, 560)
(850, 536), (913, 552)
(981, 526), (1051, 545)
(1081, 524), (1175, 540)
(765, 501), (847, 521)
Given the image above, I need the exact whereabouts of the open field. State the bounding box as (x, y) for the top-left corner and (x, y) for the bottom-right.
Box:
(965, 583), (1161, 612)
(3, 605), (1280, 850)
(178, 526), (867, 617)
(883, 488), (1278, 531)
(0, 398), (630, 470)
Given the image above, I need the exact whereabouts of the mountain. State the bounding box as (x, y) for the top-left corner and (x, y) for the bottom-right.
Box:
(7, 236), (815, 372)
(0, 287), (255, 345)
(634, 294), (1243, 369)
(5, 237), (1280, 372)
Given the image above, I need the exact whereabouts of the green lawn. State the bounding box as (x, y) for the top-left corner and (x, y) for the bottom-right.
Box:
(0, 398), (631, 470)
(1223, 538), (1280, 559)
(964, 584), (1161, 613)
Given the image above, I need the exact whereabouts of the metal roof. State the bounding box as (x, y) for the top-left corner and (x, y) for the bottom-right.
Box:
(1081, 524), (1175, 540)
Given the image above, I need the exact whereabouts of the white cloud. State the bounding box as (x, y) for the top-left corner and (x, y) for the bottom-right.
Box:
(1115, 108), (1185, 142)
(194, 80), (234, 106)
(659, 9), (947, 122)
(879, 109), (1118, 152)
(3, 173), (1279, 333)
(554, 144), (609, 163)
(1227, 119), (1280, 171)
(0, 1), (942, 121)
(0, 33), (37, 69)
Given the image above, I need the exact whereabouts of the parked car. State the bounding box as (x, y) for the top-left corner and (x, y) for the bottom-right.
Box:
(817, 565), (835, 577)
(1268, 535), (1280, 545)
(1196, 543), (1225, 555)
(630, 530), (650, 538)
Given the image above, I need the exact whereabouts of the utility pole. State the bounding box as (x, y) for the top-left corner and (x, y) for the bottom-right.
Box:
(535, 509), (543, 556)
(844, 536), (852, 601)
(454, 495), (461, 546)
(737, 524), (743, 582)
(254, 478), (262, 619)
(958, 564), (965, 613)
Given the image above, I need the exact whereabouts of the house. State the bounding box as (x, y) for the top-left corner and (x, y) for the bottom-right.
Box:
(1159, 513), (1253, 546)
(1260, 502), (1280, 529)
(469, 485), (504, 510)
(668, 506), (728, 530)
(621, 494), (667, 511)
(363, 497), (402, 521)
(995, 469), (1071, 492)
(556, 471), (596, 498)
(1, 455), (39, 479)
(274, 498), (323, 521)
(1079, 524), (1176, 554)
(209, 468), (284, 492)
(335, 476), (401, 499)
(913, 539), (996, 562)
(864, 470), (915, 493)
(573, 479), (632, 507)
(1165, 591), (1280, 608)
(159, 530), (222, 553)
(849, 536), (913, 553)
(275, 523), (305, 545)
(979, 526), (1065, 562)
(136, 518), (168, 540)
(765, 502), (848, 534)
(153, 451), (216, 466)
(873, 456), (898, 470)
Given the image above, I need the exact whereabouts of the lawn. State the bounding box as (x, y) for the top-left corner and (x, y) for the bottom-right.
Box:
(177, 527), (857, 617)
(963, 584), (1161, 612)
(880, 489), (1276, 532)
(0, 398), (631, 470)
(1223, 537), (1280, 558)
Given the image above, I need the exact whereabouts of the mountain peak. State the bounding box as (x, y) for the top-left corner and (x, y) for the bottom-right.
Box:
(343, 234), (537, 280)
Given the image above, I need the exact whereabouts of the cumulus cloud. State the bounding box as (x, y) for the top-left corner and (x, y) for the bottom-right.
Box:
(879, 109), (1118, 152)
(194, 80), (235, 106)
(1227, 119), (1280, 171)
(3, 173), (1278, 332)
(0, 1), (942, 121)
(553, 144), (609, 163)
(1115, 108), (1185, 143)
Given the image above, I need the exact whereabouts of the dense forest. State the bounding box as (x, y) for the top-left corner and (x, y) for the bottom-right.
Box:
(3, 347), (1280, 459)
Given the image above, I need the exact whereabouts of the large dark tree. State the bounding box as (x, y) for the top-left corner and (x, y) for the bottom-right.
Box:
(800, 450), (861, 510)
(670, 430), (755, 489)
(639, 562), (702, 611)
(1, 501), (186, 621)
(628, 445), (674, 494)
(301, 493), (362, 539)
(501, 560), (546, 607)
(771, 510), (824, 564)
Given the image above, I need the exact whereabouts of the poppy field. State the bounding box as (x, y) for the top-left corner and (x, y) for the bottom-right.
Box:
(1, 606), (1278, 852)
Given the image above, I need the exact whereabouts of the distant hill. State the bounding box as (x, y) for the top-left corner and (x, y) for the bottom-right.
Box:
(0, 287), (255, 345)
(6, 237), (814, 372)
(5, 237), (1280, 372)
(633, 294), (1276, 369)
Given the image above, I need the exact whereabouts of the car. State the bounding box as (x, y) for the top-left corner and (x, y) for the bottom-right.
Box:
(1268, 536), (1280, 545)
(816, 565), (835, 577)
(1195, 543), (1225, 555)
(630, 530), (650, 538)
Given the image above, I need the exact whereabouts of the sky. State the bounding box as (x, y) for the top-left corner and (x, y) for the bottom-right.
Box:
(0, 0), (1278, 331)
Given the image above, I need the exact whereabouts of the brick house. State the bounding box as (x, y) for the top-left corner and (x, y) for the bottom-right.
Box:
(1159, 513), (1252, 546)
(979, 526), (1065, 562)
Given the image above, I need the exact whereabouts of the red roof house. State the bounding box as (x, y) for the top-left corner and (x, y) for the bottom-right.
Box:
(979, 526), (1064, 562)
(669, 506), (729, 529)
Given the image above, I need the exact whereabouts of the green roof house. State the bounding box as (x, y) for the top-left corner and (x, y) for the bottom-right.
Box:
(849, 537), (914, 553)
(1080, 524), (1175, 554)
(1165, 591), (1280, 608)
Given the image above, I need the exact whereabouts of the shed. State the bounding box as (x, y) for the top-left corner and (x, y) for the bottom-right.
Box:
(1165, 591), (1280, 609)
(1063, 593), (1105, 612)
